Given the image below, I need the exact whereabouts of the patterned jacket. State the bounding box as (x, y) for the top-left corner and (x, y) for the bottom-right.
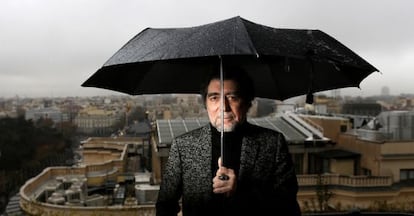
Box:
(156, 122), (301, 216)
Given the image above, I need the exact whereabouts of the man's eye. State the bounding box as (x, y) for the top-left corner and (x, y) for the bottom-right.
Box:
(227, 95), (240, 101)
(209, 95), (219, 101)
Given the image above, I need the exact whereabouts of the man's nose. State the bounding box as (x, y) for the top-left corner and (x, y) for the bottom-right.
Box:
(223, 97), (231, 111)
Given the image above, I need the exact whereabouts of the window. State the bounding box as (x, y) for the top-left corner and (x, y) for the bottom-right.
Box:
(362, 167), (371, 176)
(400, 169), (414, 181)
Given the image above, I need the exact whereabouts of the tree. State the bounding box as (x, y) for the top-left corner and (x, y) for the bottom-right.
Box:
(315, 174), (334, 212)
(0, 117), (35, 170)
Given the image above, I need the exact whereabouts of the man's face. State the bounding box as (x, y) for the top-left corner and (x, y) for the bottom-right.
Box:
(206, 79), (248, 132)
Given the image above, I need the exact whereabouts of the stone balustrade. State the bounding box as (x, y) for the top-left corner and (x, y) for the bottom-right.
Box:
(297, 174), (393, 187)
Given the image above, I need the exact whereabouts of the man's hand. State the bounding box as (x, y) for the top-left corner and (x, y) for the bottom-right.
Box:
(212, 157), (237, 196)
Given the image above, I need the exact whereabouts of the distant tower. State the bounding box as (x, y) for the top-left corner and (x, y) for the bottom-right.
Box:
(381, 86), (390, 96)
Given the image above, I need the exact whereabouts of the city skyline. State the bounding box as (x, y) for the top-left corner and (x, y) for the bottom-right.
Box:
(1, 0), (413, 99)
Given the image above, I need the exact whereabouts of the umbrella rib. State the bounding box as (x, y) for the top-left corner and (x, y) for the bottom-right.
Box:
(238, 18), (259, 56)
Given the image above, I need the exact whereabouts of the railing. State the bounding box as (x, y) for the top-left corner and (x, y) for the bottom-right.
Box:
(297, 174), (393, 187)
(282, 113), (314, 137)
(20, 196), (156, 216)
(20, 155), (127, 198)
(296, 114), (325, 135)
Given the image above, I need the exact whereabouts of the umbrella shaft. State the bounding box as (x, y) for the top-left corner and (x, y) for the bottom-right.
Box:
(220, 56), (225, 163)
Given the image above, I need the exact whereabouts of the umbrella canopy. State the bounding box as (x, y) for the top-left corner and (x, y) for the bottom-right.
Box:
(82, 16), (378, 101)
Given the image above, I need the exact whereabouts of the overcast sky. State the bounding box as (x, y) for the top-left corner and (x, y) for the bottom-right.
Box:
(1, 0), (413, 99)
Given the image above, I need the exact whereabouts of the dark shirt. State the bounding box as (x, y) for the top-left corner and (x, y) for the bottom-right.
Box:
(211, 124), (243, 175)
(210, 124), (243, 215)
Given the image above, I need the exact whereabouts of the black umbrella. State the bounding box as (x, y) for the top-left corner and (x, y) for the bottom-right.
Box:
(82, 16), (378, 102)
(82, 16), (378, 167)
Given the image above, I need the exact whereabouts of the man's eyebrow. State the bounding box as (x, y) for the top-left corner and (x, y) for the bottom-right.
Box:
(207, 92), (220, 97)
(207, 92), (241, 98)
(224, 91), (240, 96)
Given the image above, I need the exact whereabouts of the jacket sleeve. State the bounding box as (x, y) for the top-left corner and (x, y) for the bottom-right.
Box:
(156, 139), (182, 216)
(237, 128), (301, 215)
(272, 133), (302, 215)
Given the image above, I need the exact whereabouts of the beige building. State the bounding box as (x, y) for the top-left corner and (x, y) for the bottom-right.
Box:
(74, 107), (120, 135)
(298, 112), (414, 212)
(19, 137), (157, 216)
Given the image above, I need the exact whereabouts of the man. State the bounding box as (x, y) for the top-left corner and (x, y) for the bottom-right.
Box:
(156, 66), (301, 216)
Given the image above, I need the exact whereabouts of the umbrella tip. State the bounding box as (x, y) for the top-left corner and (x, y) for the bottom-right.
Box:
(306, 92), (314, 104)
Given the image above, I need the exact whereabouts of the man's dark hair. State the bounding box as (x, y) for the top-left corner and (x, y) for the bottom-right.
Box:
(200, 64), (255, 108)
